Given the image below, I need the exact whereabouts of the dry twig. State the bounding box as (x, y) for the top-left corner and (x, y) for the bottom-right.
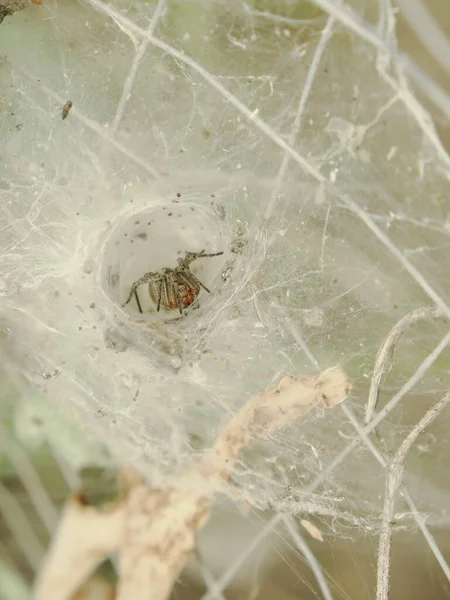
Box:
(376, 391), (450, 600)
(34, 494), (126, 600)
(35, 366), (351, 600)
(365, 307), (445, 424)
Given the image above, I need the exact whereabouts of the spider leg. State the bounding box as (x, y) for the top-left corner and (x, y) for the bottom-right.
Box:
(122, 271), (156, 310)
(156, 278), (163, 312)
(178, 250), (224, 269)
(187, 271), (211, 294)
(134, 289), (143, 313)
(174, 280), (184, 315)
(123, 282), (140, 308)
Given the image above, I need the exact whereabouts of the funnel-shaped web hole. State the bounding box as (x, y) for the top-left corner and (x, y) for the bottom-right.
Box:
(101, 204), (229, 318)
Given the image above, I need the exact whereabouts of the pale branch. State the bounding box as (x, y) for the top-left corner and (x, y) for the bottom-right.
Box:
(35, 366), (351, 600)
(365, 307), (446, 424)
(376, 391), (450, 600)
(34, 495), (126, 600)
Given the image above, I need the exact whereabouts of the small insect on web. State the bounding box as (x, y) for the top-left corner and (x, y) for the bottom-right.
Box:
(122, 249), (224, 314)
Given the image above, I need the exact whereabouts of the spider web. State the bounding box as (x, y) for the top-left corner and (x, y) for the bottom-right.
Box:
(1, 0), (450, 598)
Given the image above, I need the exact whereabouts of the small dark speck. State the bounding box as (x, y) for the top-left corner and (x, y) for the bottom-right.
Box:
(124, 233), (128, 237)
(211, 193), (215, 198)
(147, 221), (151, 225)
(115, 241), (120, 246)
(77, 493), (89, 506)
(168, 212), (172, 216)
(78, 326), (82, 330)
(176, 192), (181, 197)
(62, 100), (72, 120)
(76, 212), (80, 216)
(190, 207), (195, 211)
(42, 369), (60, 380)
(92, 325), (97, 330)
(178, 214), (181, 217)
(130, 240), (134, 243)
(134, 220), (140, 225)
(90, 303), (96, 309)
(136, 232), (147, 241)
(162, 207), (166, 210)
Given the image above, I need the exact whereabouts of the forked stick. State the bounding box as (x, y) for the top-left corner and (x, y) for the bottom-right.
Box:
(34, 366), (351, 600)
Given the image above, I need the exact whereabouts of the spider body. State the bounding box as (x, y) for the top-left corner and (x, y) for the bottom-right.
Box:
(123, 250), (223, 315)
(147, 269), (201, 311)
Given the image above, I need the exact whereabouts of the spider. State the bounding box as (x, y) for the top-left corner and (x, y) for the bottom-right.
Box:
(122, 249), (224, 315)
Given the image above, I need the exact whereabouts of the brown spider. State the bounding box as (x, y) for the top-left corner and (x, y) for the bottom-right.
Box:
(122, 249), (224, 315)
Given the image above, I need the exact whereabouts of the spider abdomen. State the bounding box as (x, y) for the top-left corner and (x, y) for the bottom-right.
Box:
(178, 285), (199, 308)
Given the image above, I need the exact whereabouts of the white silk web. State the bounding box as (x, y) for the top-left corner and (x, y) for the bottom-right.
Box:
(1, 0), (450, 598)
